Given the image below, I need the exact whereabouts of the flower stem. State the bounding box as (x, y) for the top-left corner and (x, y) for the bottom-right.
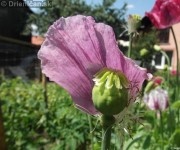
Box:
(42, 74), (48, 109)
(170, 27), (179, 100)
(160, 51), (170, 86)
(42, 74), (49, 124)
(128, 33), (133, 58)
(159, 111), (164, 150)
(87, 115), (94, 150)
(101, 115), (115, 150)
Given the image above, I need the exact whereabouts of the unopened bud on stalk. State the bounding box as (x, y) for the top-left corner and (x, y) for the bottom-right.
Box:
(140, 48), (149, 57)
(128, 14), (142, 33)
(154, 45), (161, 51)
(92, 68), (129, 115)
(144, 81), (154, 93)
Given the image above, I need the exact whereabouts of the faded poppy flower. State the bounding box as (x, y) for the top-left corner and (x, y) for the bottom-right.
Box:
(144, 87), (169, 111)
(38, 15), (150, 115)
(146, 0), (180, 29)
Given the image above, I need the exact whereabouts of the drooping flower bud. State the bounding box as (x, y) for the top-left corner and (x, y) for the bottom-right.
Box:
(144, 76), (164, 94)
(92, 68), (129, 115)
(144, 81), (154, 93)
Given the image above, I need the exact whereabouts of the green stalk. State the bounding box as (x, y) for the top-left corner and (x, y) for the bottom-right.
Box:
(160, 51), (170, 86)
(128, 33), (133, 58)
(101, 115), (115, 150)
(102, 126), (112, 150)
(170, 27), (179, 100)
(42, 73), (48, 109)
(87, 115), (93, 150)
(42, 74), (49, 125)
(159, 111), (164, 150)
(178, 109), (180, 124)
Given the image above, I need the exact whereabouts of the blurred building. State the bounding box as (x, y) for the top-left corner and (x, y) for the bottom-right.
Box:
(0, 0), (32, 41)
(153, 23), (180, 71)
(0, 0), (43, 79)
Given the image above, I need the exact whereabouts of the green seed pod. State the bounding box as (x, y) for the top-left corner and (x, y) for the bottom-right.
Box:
(92, 68), (129, 115)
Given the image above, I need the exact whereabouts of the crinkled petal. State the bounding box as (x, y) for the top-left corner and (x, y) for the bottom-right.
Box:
(94, 23), (150, 99)
(146, 0), (180, 29)
(38, 15), (150, 115)
(38, 15), (106, 115)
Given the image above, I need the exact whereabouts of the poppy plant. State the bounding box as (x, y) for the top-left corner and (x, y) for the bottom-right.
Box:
(146, 0), (180, 29)
(144, 87), (169, 111)
(38, 15), (150, 115)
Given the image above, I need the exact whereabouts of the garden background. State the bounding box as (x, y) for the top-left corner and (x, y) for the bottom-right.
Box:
(0, 0), (180, 149)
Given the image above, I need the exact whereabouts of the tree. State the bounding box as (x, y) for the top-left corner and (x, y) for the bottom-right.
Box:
(26, 0), (127, 37)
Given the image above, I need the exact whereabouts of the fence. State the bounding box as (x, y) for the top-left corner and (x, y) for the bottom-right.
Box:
(0, 35), (41, 80)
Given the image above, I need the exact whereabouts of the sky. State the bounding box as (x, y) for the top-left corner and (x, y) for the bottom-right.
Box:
(30, 0), (155, 17)
(85, 0), (155, 17)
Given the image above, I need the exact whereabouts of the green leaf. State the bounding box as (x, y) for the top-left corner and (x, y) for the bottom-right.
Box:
(142, 135), (151, 149)
(172, 101), (180, 109)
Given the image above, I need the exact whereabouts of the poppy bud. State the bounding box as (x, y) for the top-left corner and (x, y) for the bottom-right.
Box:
(92, 68), (129, 115)
(144, 81), (154, 93)
(128, 14), (142, 33)
(154, 45), (161, 51)
(140, 48), (149, 57)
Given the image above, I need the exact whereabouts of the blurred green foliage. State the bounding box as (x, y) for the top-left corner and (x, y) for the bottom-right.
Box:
(0, 77), (92, 150)
(0, 73), (179, 149)
(123, 69), (180, 149)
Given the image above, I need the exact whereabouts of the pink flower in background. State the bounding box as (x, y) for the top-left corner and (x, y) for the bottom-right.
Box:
(38, 15), (150, 115)
(146, 0), (180, 29)
(144, 87), (169, 111)
(171, 70), (177, 76)
(171, 70), (180, 76)
(153, 76), (164, 86)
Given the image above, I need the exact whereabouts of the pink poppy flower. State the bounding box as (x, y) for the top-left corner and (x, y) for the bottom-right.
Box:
(144, 87), (169, 111)
(146, 0), (180, 29)
(38, 15), (150, 115)
(153, 76), (164, 86)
